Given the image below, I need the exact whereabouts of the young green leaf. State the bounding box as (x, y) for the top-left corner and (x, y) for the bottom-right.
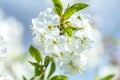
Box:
(47, 61), (56, 78)
(31, 76), (41, 80)
(67, 27), (83, 31)
(28, 61), (40, 67)
(34, 67), (43, 76)
(30, 77), (35, 80)
(50, 75), (68, 80)
(102, 74), (115, 80)
(54, 7), (62, 16)
(29, 45), (42, 63)
(63, 3), (89, 20)
(52, 0), (63, 16)
(64, 27), (72, 37)
(22, 76), (27, 80)
(44, 56), (53, 67)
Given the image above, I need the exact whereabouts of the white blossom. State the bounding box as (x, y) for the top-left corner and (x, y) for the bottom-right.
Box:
(32, 8), (94, 74)
(59, 53), (87, 74)
(32, 8), (60, 55)
(0, 75), (13, 80)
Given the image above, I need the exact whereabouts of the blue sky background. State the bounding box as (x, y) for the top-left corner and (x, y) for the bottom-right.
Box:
(0, 0), (120, 48)
(0, 0), (120, 80)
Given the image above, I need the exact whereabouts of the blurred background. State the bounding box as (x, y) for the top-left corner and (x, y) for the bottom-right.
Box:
(0, 0), (120, 80)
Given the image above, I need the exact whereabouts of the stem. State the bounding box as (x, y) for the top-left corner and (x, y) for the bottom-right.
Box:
(39, 71), (45, 80)
(60, 15), (65, 28)
(60, 15), (65, 35)
(39, 75), (44, 80)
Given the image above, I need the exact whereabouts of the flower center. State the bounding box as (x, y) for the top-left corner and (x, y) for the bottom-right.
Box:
(39, 34), (45, 46)
(52, 40), (58, 45)
(81, 37), (87, 45)
(68, 60), (81, 72)
(60, 52), (64, 57)
(77, 16), (82, 20)
(51, 53), (58, 58)
(48, 25), (53, 30)
(67, 38), (73, 43)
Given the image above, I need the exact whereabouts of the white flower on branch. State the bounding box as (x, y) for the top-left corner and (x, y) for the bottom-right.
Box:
(32, 8), (94, 74)
(59, 52), (87, 74)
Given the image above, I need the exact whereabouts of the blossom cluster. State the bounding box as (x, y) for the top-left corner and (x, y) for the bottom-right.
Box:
(32, 8), (94, 74)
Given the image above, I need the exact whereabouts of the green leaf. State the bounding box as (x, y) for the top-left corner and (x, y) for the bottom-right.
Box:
(102, 74), (115, 80)
(30, 61), (44, 76)
(28, 61), (40, 67)
(30, 77), (35, 80)
(50, 75), (68, 80)
(63, 3), (89, 20)
(22, 76), (27, 80)
(68, 27), (83, 31)
(54, 7), (62, 16)
(71, 27), (83, 31)
(29, 45), (42, 63)
(64, 27), (72, 37)
(34, 67), (42, 76)
(32, 76), (41, 80)
(52, 0), (63, 16)
(47, 61), (56, 78)
(65, 21), (83, 31)
(44, 56), (53, 67)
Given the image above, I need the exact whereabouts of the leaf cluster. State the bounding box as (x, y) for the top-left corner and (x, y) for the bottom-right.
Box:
(23, 45), (68, 80)
(96, 74), (115, 80)
(52, 0), (89, 37)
